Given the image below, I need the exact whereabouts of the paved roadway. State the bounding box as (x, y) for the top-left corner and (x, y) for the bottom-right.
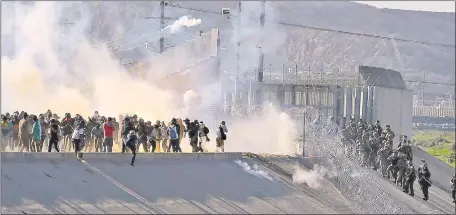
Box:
(1, 152), (353, 214)
(1, 151), (454, 214)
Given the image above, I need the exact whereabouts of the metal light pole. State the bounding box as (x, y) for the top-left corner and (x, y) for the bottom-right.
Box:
(234, 1), (242, 115)
(159, 1), (165, 53)
(257, 1), (265, 83)
(236, 1), (241, 80)
(303, 110), (306, 157)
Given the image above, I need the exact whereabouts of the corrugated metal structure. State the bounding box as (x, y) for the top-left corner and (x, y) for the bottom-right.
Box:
(356, 66), (413, 146)
(223, 65), (413, 146)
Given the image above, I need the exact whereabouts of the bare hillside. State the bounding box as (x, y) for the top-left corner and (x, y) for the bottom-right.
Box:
(3, 1), (454, 94)
(111, 1), (455, 92)
(170, 1), (455, 88)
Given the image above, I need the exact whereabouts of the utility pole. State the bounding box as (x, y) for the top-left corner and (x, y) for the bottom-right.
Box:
(303, 111), (306, 157)
(234, 1), (242, 115)
(159, 1), (165, 53)
(257, 1), (265, 83)
(236, 1), (241, 79)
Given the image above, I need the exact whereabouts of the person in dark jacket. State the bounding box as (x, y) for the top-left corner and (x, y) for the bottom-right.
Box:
(373, 120), (383, 136)
(418, 159), (431, 201)
(48, 119), (60, 152)
(168, 118), (182, 153)
(135, 119), (148, 152)
(451, 173), (456, 203)
(126, 130), (138, 166)
(122, 117), (135, 153)
(60, 113), (74, 151)
(188, 122), (199, 152)
(183, 118), (191, 138)
(402, 162), (416, 196)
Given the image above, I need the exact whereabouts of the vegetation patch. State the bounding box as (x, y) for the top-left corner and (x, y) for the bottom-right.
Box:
(412, 130), (455, 168)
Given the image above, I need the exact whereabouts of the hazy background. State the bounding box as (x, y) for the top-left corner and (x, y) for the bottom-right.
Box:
(1, 1), (299, 155)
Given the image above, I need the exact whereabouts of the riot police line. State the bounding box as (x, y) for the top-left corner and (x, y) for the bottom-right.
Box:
(341, 118), (447, 202)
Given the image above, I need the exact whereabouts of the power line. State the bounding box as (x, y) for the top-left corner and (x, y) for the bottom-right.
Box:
(89, 3), (160, 48)
(111, 3), (201, 51)
(166, 2), (455, 49)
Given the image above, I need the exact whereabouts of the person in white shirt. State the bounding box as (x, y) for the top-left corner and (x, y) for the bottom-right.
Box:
(216, 121), (228, 153)
(198, 121), (210, 152)
(72, 122), (85, 159)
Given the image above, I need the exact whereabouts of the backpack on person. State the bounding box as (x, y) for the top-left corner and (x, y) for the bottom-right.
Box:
(220, 126), (227, 140)
(169, 126), (178, 140)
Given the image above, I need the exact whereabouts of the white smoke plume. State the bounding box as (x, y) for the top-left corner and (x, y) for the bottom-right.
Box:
(234, 160), (274, 181)
(183, 90), (197, 105)
(163, 16), (201, 35)
(224, 104), (299, 155)
(1, 2), (297, 156)
(292, 164), (331, 189)
(1, 2), (184, 120)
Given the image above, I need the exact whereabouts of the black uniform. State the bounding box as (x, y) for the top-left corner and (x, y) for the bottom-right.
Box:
(125, 133), (137, 166)
(451, 175), (456, 203)
(48, 123), (60, 152)
(403, 166), (416, 196)
(121, 120), (135, 153)
(173, 122), (182, 152)
(418, 164), (431, 200)
(136, 122), (148, 152)
(187, 122), (199, 152)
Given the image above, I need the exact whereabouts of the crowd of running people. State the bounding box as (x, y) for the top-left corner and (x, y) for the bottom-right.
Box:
(0, 110), (229, 165)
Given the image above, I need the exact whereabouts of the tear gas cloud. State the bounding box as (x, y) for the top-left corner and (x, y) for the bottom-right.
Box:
(1, 1), (179, 121)
(223, 104), (299, 155)
(234, 160), (274, 181)
(227, 1), (287, 73)
(215, 2), (297, 155)
(1, 1), (298, 155)
(163, 16), (202, 34)
(292, 164), (332, 189)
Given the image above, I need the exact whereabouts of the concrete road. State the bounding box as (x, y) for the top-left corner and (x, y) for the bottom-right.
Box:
(1, 151), (454, 214)
(1, 152), (352, 214)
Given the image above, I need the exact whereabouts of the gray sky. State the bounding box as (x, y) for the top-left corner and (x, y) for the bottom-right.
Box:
(353, 1), (455, 12)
